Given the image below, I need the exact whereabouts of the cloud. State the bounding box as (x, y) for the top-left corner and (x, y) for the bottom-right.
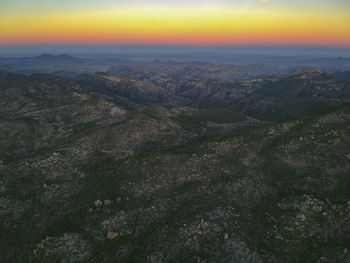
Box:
(258, 0), (271, 3)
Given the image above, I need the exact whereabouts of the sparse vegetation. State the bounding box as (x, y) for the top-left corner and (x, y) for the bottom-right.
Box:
(0, 69), (349, 262)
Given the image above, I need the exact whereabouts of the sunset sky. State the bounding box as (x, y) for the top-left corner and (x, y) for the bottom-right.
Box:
(1, 0), (350, 47)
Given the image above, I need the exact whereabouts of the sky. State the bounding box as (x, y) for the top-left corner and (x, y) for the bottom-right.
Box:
(0, 0), (350, 47)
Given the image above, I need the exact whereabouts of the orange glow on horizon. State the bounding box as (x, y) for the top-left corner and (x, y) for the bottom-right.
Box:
(1, 6), (350, 47)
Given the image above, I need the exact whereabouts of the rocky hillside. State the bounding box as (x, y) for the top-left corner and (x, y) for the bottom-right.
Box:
(1, 70), (350, 262)
(79, 73), (190, 106)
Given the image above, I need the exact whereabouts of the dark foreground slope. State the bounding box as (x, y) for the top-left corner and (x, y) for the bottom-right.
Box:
(0, 71), (350, 262)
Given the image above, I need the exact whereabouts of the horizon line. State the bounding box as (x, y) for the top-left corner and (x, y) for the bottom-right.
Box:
(1, 44), (350, 49)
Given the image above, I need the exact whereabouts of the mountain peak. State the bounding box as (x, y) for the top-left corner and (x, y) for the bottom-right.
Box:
(310, 69), (323, 74)
(153, 58), (162, 63)
(38, 53), (54, 58)
(37, 54), (76, 60)
(297, 69), (336, 80)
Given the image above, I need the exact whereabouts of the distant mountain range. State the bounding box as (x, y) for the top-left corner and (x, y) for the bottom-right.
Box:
(1, 53), (350, 81)
(1, 68), (349, 119)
